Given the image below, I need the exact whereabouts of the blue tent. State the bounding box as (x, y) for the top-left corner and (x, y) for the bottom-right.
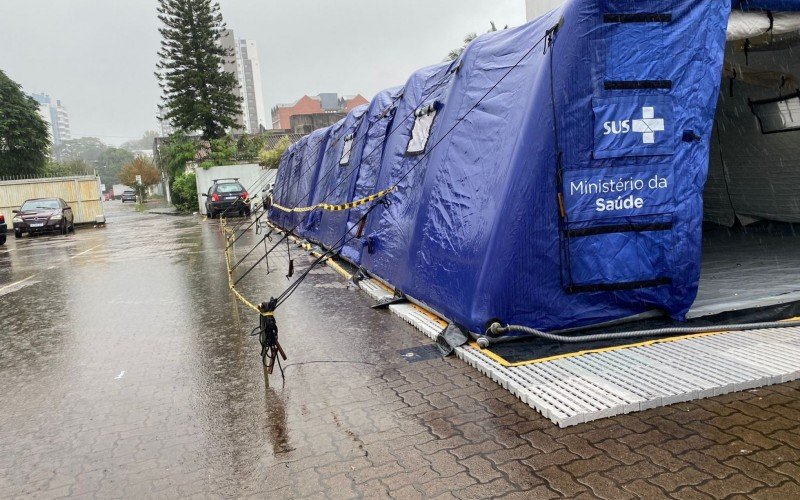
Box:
(357, 62), (457, 287)
(305, 105), (369, 246)
(291, 127), (331, 235)
(339, 87), (404, 264)
(270, 0), (800, 335)
(269, 142), (296, 228)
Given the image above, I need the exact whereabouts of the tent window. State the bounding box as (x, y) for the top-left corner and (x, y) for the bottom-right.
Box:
(406, 103), (438, 156)
(340, 133), (355, 166)
(750, 92), (800, 134)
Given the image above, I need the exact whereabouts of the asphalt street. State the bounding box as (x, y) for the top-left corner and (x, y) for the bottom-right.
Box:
(1, 202), (798, 498)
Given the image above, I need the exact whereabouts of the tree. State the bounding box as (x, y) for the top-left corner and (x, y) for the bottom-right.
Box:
(258, 136), (291, 170)
(156, 0), (242, 139)
(119, 158), (161, 201)
(446, 22), (506, 61)
(235, 133), (267, 161)
(0, 69), (50, 177)
(157, 132), (198, 180)
(96, 147), (135, 187)
(42, 158), (93, 178)
(55, 137), (107, 164)
(120, 130), (160, 152)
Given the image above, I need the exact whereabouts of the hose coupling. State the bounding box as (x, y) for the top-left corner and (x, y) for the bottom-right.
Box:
(487, 322), (505, 337)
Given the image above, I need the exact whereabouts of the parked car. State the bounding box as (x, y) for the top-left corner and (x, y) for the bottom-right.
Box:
(121, 190), (137, 203)
(203, 179), (250, 218)
(12, 198), (75, 238)
(0, 213), (7, 245)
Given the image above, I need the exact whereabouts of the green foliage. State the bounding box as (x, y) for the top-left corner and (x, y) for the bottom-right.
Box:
(54, 137), (107, 163)
(235, 134), (267, 161)
(158, 132), (198, 179)
(156, 0), (242, 139)
(41, 158), (94, 178)
(0, 69), (51, 177)
(96, 147), (135, 186)
(157, 131), (294, 208)
(120, 130), (159, 152)
(258, 136), (291, 170)
(201, 136), (237, 168)
(54, 138), (136, 186)
(172, 172), (198, 212)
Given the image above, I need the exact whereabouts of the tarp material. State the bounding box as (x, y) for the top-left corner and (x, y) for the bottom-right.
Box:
(270, 138), (304, 229)
(305, 105), (369, 246)
(268, 142), (295, 228)
(732, 1), (800, 11)
(269, 0), (798, 335)
(339, 87), (404, 264)
(291, 127), (331, 234)
(357, 62), (457, 287)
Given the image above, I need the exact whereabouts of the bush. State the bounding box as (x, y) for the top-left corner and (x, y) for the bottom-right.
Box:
(258, 136), (291, 170)
(172, 172), (198, 212)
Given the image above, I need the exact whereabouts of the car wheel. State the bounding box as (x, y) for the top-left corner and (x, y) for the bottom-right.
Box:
(0, 234), (6, 245)
(70, 221), (75, 233)
(14, 229), (22, 239)
(61, 219), (68, 235)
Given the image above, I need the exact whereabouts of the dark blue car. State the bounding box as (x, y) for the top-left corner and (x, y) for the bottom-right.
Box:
(0, 212), (7, 245)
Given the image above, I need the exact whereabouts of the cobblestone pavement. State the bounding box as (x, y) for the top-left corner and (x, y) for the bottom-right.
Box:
(1, 203), (798, 498)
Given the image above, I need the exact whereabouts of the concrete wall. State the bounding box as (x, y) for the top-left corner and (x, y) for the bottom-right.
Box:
(194, 163), (275, 215)
(526, 0), (563, 21)
(0, 175), (104, 224)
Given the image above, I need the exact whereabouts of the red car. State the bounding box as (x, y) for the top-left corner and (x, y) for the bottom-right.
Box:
(12, 197), (75, 238)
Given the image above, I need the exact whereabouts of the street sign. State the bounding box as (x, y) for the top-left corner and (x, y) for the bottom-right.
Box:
(135, 175), (142, 185)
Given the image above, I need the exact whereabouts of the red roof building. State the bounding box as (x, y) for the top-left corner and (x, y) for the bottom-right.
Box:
(271, 93), (369, 130)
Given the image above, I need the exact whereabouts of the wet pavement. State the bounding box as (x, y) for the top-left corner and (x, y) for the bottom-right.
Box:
(1, 202), (799, 499)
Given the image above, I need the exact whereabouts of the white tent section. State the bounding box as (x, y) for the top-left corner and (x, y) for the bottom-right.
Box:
(727, 11), (800, 41)
(704, 11), (800, 227)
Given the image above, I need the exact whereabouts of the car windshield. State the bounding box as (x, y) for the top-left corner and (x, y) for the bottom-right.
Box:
(21, 199), (59, 211)
(216, 183), (242, 194)
(124, 191), (135, 195)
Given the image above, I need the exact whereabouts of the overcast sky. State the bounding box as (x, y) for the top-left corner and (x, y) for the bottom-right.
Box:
(0, 0), (526, 145)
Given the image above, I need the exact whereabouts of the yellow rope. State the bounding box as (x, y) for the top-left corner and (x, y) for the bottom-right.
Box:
(221, 218), (273, 317)
(271, 186), (396, 213)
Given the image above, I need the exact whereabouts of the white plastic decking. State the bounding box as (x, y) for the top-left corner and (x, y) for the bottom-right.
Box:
(357, 277), (800, 428)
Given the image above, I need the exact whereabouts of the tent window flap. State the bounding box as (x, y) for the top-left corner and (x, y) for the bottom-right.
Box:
(406, 103), (438, 155)
(340, 133), (355, 166)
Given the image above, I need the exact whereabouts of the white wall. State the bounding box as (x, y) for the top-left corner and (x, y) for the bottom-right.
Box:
(194, 163), (267, 215)
(526, 0), (563, 21)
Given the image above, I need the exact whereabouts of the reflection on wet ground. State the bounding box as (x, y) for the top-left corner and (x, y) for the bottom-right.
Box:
(1, 202), (799, 498)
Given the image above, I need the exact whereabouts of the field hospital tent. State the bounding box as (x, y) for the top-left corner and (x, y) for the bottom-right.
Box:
(305, 105), (369, 246)
(269, 141), (298, 229)
(339, 87), (404, 264)
(270, 0), (800, 337)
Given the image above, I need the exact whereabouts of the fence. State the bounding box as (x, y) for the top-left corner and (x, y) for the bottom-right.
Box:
(0, 175), (105, 225)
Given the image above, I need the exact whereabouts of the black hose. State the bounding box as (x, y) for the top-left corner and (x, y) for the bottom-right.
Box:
(479, 319), (800, 347)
